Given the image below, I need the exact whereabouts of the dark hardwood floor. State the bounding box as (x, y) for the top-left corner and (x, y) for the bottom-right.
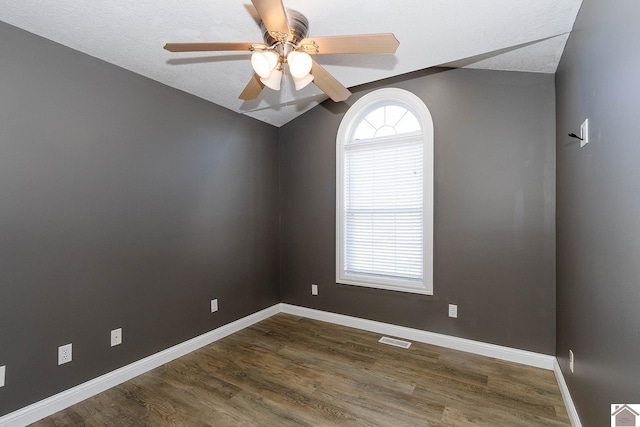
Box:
(32, 313), (570, 426)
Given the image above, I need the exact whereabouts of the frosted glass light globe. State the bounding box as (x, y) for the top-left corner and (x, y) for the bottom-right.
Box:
(251, 51), (278, 78)
(287, 51), (312, 79)
(260, 68), (283, 91)
(293, 74), (314, 90)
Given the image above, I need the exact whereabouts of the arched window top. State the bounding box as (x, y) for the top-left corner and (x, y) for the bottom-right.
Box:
(340, 88), (433, 146)
(352, 104), (421, 141)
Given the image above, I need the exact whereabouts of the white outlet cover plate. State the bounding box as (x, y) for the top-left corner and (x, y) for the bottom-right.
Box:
(111, 328), (122, 347)
(0, 365), (5, 387)
(211, 299), (218, 313)
(58, 343), (73, 365)
(311, 284), (318, 295)
(448, 304), (458, 318)
(569, 349), (574, 372)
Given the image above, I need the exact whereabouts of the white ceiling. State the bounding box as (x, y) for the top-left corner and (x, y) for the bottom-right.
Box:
(0, 0), (582, 127)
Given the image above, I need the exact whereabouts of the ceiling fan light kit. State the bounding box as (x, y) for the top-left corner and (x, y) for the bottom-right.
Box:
(249, 45), (313, 90)
(164, 0), (399, 102)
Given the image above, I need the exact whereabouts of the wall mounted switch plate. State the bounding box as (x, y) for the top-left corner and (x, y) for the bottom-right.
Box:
(580, 119), (589, 147)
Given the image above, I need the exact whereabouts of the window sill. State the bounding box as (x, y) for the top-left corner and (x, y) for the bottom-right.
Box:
(337, 275), (433, 295)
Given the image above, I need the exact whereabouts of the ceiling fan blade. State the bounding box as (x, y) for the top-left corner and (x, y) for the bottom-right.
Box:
(251, 0), (291, 38)
(299, 34), (400, 55)
(164, 42), (265, 52)
(239, 74), (265, 101)
(310, 60), (351, 102)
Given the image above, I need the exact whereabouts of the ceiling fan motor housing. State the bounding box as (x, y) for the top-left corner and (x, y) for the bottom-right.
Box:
(260, 9), (309, 48)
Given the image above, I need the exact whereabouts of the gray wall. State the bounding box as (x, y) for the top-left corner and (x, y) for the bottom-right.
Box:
(556, 1), (640, 425)
(0, 22), (280, 416)
(280, 68), (557, 354)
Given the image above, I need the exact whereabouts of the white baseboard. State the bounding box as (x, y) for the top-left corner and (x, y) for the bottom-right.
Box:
(280, 304), (555, 370)
(0, 302), (564, 427)
(553, 358), (582, 427)
(0, 304), (280, 427)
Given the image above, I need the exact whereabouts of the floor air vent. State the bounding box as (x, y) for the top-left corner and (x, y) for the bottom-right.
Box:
(378, 336), (412, 349)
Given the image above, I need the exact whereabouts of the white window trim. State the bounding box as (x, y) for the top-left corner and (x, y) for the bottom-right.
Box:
(336, 88), (434, 295)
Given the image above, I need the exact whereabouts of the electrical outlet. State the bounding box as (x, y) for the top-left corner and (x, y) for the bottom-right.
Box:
(111, 328), (122, 347)
(448, 304), (458, 318)
(311, 284), (318, 296)
(211, 299), (218, 313)
(569, 350), (574, 373)
(0, 366), (5, 387)
(58, 343), (73, 365)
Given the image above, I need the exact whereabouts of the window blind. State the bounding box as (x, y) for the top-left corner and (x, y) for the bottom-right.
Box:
(344, 137), (424, 282)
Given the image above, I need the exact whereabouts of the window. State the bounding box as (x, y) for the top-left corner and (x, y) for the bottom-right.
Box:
(336, 88), (433, 295)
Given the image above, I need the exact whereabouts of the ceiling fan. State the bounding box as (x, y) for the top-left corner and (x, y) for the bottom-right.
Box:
(164, 0), (399, 102)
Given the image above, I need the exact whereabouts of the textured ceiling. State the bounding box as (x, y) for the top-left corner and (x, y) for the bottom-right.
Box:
(0, 0), (582, 127)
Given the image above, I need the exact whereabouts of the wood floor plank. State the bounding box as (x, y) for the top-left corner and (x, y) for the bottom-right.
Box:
(31, 313), (569, 426)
